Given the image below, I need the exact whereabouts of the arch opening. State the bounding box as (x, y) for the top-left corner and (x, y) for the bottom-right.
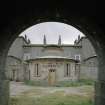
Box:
(5, 21), (99, 105)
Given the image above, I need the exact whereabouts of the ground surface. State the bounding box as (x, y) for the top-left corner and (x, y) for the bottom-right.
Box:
(10, 81), (94, 105)
(10, 81), (94, 97)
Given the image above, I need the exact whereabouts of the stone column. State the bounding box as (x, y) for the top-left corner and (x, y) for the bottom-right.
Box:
(0, 80), (9, 105)
(0, 54), (10, 105)
(95, 54), (105, 105)
(95, 81), (105, 105)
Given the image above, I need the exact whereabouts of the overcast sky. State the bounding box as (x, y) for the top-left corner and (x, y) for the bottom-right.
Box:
(20, 22), (85, 44)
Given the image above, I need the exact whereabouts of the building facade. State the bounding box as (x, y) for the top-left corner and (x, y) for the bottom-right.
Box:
(6, 35), (98, 85)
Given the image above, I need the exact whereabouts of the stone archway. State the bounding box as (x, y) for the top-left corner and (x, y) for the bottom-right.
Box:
(0, 2), (105, 105)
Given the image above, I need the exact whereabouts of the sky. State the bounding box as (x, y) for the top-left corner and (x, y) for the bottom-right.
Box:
(20, 22), (85, 44)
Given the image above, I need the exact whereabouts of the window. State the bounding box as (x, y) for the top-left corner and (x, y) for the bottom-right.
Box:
(75, 64), (80, 75)
(34, 64), (40, 77)
(75, 55), (81, 61)
(49, 69), (55, 72)
(23, 53), (30, 60)
(65, 63), (71, 77)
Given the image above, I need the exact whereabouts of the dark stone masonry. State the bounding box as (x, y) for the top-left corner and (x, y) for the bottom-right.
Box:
(0, 1), (105, 105)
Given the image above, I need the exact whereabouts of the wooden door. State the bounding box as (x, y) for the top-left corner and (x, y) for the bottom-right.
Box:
(48, 69), (56, 86)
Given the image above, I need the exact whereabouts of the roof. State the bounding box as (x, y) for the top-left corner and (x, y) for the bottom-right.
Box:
(18, 36), (29, 44)
(44, 44), (61, 48)
(83, 55), (97, 62)
(7, 55), (22, 62)
(26, 55), (78, 62)
(37, 56), (70, 59)
(23, 44), (82, 48)
(76, 36), (87, 44)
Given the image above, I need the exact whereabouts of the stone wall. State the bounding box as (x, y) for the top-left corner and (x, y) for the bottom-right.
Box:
(8, 37), (28, 60)
(23, 45), (82, 60)
(80, 57), (98, 80)
(28, 59), (78, 83)
(5, 56), (24, 81)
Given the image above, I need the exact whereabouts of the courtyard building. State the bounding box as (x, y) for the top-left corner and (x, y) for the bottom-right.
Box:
(6, 35), (98, 85)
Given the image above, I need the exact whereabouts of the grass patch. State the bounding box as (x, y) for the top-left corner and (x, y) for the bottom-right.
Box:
(55, 81), (81, 87)
(55, 79), (95, 87)
(10, 94), (93, 105)
(10, 81), (94, 105)
(24, 80), (49, 86)
(24, 79), (95, 87)
(79, 79), (95, 85)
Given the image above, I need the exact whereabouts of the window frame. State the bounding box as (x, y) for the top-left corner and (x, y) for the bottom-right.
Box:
(75, 54), (81, 61)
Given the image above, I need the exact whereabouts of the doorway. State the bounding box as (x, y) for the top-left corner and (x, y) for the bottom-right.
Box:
(48, 69), (56, 86)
